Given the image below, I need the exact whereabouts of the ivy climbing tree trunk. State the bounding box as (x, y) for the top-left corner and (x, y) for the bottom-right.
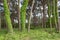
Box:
(20, 0), (29, 31)
(3, 0), (13, 33)
(48, 0), (52, 32)
(55, 0), (59, 32)
(28, 0), (35, 32)
(52, 0), (57, 32)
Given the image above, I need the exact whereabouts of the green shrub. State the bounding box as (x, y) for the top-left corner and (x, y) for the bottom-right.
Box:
(4, 33), (20, 40)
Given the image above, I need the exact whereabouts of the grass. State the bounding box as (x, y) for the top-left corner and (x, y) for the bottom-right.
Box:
(0, 28), (60, 40)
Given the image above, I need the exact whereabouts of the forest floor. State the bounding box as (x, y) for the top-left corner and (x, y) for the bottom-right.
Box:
(0, 28), (60, 40)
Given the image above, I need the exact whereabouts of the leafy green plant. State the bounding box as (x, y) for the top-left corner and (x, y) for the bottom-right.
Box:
(4, 33), (20, 40)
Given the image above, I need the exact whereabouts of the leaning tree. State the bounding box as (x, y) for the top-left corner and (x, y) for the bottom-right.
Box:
(3, 0), (13, 33)
(28, 0), (35, 32)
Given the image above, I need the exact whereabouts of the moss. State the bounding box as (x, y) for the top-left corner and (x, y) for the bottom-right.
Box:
(20, 0), (29, 31)
(3, 0), (13, 33)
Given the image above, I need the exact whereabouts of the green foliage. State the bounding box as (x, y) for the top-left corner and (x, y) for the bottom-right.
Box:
(5, 33), (20, 40)
(0, 28), (60, 40)
(0, 33), (20, 40)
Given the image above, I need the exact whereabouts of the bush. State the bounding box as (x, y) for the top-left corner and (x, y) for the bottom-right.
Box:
(4, 33), (20, 40)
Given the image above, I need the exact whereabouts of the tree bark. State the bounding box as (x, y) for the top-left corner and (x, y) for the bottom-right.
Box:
(28, 0), (35, 32)
(17, 0), (21, 31)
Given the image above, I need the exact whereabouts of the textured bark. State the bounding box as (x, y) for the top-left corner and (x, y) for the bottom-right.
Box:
(20, 0), (29, 31)
(28, 0), (34, 32)
(3, 0), (13, 33)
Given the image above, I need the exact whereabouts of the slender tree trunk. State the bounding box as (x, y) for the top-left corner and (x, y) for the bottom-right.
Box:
(17, 0), (21, 31)
(20, 0), (29, 31)
(0, 12), (1, 30)
(3, 0), (13, 33)
(42, 0), (46, 28)
(43, 5), (46, 28)
(55, 0), (59, 32)
(52, 0), (55, 26)
(11, 0), (15, 28)
(52, 0), (57, 32)
(28, 0), (35, 32)
(41, 0), (46, 28)
(48, 0), (52, 32)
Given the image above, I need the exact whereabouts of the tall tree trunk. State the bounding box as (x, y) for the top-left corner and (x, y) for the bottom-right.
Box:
(52, 0), (57, 31)
(17, 0), (21, 31)
(48, 0), (52, 32)
(0, 12), (1, 30)
(43, 5), (46, 28)
(42, 0), (46, 28)
(11, 0), (15, 28)
(28, 0), (35, 32)
(52, 0), (57, 32)
(55, 0), (59, 32)
(3, 0), (13, 33)
(20, 0), (29, 31)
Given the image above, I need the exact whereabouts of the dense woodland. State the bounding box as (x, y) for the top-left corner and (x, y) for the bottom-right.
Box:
(0, 0), (60, 40)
